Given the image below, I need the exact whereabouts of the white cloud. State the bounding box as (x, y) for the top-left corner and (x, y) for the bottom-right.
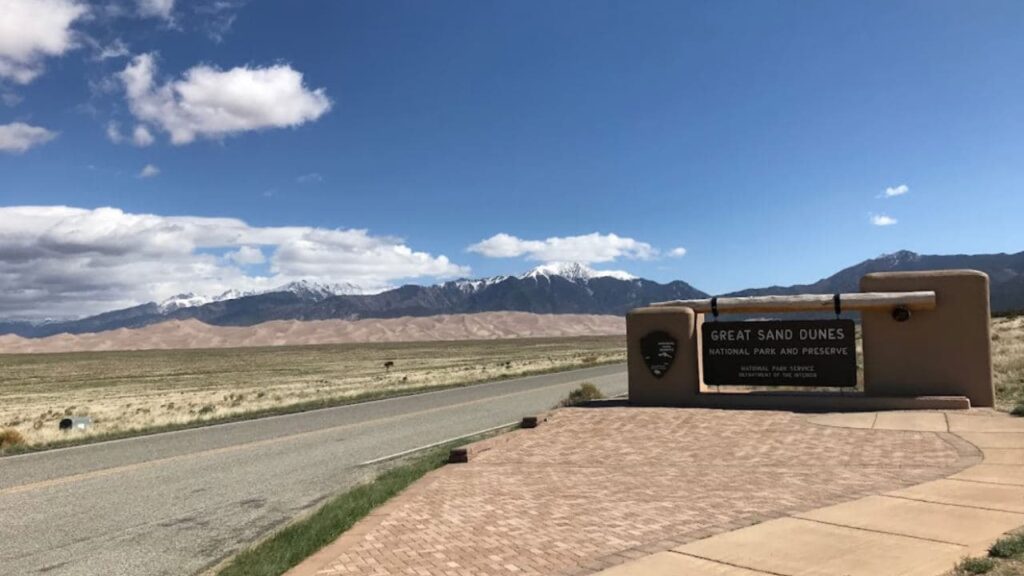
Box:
(0, 206), (468, 319)
(132, 124), (154, 146)
(2, 91), (23, 106)
(0, 122), (57, 152)
(668, 247), (687, 257)
(137, 0), (174, 20)
(468, 232), (656, 264)
(119, 53), (332, 145)
(0, 0), (88, 84)
(871, 214), (898, 226)
(227, 245), (265, 265)
(107, 122), (155, 147)
(88, 73), (121, 97)
(106, 121), (124, 143)
(296, 172), (323, 184)
(194, 0), (247, 42)
(95, 38), (130, 61)
(883, 184), (909, 198)
(138, 164), (160, 178)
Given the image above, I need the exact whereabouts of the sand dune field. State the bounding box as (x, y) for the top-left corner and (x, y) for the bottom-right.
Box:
(0, 312), (625, 354)
(0, 313), (626, 448)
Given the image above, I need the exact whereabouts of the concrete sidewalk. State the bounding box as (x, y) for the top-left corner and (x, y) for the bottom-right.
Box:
(597, 411), (1024, 576)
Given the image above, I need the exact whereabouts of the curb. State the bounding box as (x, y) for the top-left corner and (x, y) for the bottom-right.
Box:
(449, 414), (547, 463)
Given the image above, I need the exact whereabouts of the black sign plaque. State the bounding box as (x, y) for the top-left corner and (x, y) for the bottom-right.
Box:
(702, 319), (856, 387)
(641, 330), (677, 378)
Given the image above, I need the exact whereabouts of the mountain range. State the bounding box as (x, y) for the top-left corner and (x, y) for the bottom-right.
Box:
(725, 250), (1024, 312)
(2, 250), (1022, 338)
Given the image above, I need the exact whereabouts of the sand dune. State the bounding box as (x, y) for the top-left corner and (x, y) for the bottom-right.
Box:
(0, 312), (626, 354)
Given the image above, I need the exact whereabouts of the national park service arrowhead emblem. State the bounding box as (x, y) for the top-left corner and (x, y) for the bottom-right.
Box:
(641, 330), (677, 378)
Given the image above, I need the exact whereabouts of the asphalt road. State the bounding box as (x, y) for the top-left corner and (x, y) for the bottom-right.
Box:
(0, 364), (627, 576)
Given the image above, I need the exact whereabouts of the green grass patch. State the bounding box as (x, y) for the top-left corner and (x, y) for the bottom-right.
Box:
(216, 445), (451, 576)
(991, 533), (1024, 559)
(957, 556), (997, 575)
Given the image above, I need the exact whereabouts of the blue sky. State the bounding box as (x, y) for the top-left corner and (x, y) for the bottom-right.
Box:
(1, 0), (1023, 317)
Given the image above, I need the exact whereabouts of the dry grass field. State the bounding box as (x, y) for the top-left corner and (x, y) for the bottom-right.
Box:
(993, 316), (1024, 412)
(0, 336), (625, 449)
(1, 317), (1021, 453)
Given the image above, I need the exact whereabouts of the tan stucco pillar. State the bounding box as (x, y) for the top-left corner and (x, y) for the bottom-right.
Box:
(626, 306), (699, 406)
(860, 270), (994, 407)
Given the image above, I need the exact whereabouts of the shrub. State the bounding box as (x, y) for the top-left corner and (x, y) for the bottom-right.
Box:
(0, 428), (26, 449)
(562, 383), (605, 406)
(197, 404), (217, 415)
(956, 556), (995, 575)
(990, 533), (1024, 558)
(1012, 404), (1024, 418)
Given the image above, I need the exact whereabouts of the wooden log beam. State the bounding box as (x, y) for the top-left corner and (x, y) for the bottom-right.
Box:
(649, 291), (936, 314)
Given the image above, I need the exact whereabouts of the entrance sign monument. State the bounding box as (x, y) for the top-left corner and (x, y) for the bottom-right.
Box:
(626, 270), (995, 410)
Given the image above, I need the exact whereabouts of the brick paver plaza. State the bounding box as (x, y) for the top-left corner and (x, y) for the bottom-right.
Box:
(306, 407), (976, 576)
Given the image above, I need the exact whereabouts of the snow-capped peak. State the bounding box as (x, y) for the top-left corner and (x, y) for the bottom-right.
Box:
(879, 250), (921, 266)
(158, 289), (258, 312)
(453, 275), (510, 293)
(214, 288), (256, 302)
(158, 281), (366, 313)
(520, 262), (637, 281)
(159, 293), (211, 313)
(275, 279), (366, 300)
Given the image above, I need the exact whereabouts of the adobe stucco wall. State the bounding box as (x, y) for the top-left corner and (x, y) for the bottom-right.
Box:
(861, 270), (994, 407)
(626, 306), (699, 405)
